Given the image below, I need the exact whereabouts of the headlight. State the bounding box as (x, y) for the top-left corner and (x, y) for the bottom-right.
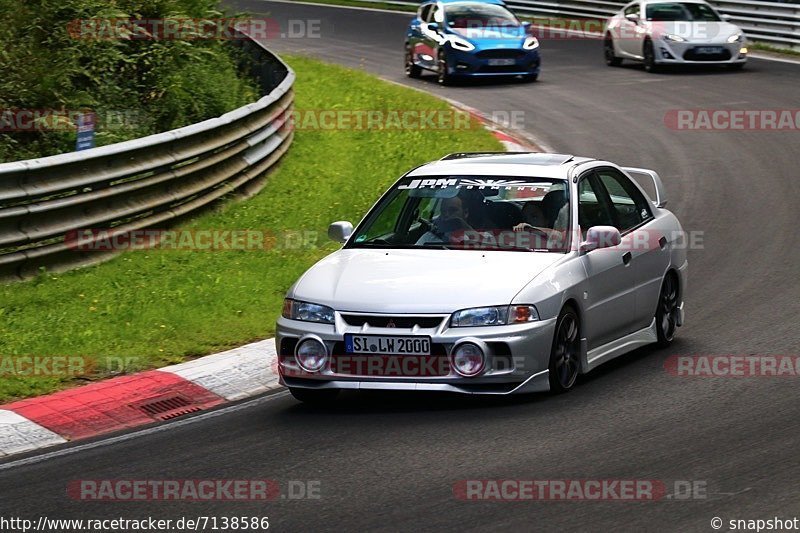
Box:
(450, 305), (539, 327)
(662, 34), (686, 42)
(282, 299), (335, 324)
(448, 34), (475, 51)
(295, 337), (328, 372)
(727, 32), (743, 43)
(451, 342), (485, 377)
(523, 36), (540, 50)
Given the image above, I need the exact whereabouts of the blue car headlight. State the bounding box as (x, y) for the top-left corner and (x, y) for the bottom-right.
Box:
(450, 305), (540, 327)
(282, 299), (335, 324)
(448, 34), (475, 51)
(523, 36), (540, 50)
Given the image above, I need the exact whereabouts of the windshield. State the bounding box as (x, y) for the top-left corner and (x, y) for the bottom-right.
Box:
(445, 3), (520, 28)
(645, 2), (721, 21)
(348, 176), (571, 252)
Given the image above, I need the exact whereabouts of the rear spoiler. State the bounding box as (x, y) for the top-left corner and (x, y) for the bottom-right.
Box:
(622, 167), (667, 208)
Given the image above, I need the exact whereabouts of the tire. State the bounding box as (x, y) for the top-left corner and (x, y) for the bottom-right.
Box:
(522, 72), (539, 82)
(729, 63), (745, 71)
(405, 46), (422, 78)
(289, 387), (340, 404)
(548, 306), (581, 393)
(604, 36), (622, 66)
(437, 49), (452, 85)
(655, 273), (680, 347)
(643, 39), (659, 73)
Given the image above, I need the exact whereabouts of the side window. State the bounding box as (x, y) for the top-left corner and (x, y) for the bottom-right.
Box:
(595, 169), (653, 232)
(578, 175), (615, 238)
(419, 4), (433, 22)
(624, 3), (640, 17)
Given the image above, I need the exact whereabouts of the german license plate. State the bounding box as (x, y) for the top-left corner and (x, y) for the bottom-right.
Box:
(488, 58), (515, 66)
(344, 334), (431, 355)
(695, 46), (723, 54)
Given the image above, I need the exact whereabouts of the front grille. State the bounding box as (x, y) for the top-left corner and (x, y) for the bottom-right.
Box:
(340, 314), (444, 329)
(477, 65), (527, 73)
(683, 47), (731, 61)
(476, 49), (527, 60)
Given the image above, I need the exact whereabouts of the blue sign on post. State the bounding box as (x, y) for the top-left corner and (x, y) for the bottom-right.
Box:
(76, 112), (96, 151)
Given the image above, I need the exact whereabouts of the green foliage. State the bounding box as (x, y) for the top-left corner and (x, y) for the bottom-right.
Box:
(0, 0), (258, 162)
(0, 54), (502, 401)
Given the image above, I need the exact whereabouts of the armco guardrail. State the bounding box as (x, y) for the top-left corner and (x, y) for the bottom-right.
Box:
(376, 0), (800, 50)
(0, 33), (294, 281)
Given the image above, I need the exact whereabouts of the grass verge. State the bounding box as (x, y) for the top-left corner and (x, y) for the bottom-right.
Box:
(0, 54), (501, 402)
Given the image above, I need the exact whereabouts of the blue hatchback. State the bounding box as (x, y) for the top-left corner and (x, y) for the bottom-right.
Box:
(405, 0), (541, 84)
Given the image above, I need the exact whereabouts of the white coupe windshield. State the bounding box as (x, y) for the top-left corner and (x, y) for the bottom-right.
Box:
(349, 176), (571, 252)
(646, 2), (721, 21)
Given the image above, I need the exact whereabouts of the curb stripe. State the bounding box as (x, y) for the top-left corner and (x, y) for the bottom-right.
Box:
(1, 371), (225, 442)
(160, 338), (280, 401)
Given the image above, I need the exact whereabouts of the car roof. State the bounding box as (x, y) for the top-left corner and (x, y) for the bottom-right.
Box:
(407, 152), (597, 180)
(436, 0), (506, 5)
(642, 0), (709, 5)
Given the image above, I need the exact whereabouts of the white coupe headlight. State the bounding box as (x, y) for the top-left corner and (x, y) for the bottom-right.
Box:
(448, 34), (475, 51)
(450, 305), (539, 327)
(523, 36), (540, 50)
(727, 32), (744, 43)
(662, 33), (687, 42)
(282, 299), (335, 324)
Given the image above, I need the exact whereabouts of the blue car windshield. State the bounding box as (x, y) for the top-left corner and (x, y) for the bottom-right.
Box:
(445, 4), (520, 28)
(348, 176), (571, 253)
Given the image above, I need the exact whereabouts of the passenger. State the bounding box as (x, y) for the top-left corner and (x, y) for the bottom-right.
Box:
(513, 201), (547, 232)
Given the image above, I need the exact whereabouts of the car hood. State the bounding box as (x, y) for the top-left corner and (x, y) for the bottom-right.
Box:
(289, 248), (564, 314)
(648, 21), (742, 43)
(448, 26), (527, 48)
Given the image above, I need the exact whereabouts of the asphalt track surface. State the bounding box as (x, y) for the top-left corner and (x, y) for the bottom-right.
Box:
(2, 2), (800, 531)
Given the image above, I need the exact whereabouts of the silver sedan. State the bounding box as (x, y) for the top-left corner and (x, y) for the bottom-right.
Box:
(276, 152), (687, 403)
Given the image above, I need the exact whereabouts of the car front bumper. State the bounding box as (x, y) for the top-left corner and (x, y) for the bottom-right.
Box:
(653, 39), (747, 64)
(275, 313), (557, 394)
(445, 47), (541, 77)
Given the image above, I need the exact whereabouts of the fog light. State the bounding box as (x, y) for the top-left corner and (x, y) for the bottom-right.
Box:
(295, 337), (328, 373)
(451, 343), (485, 377)
(660, 48), (675, 59)
(739, 46), (748, 55)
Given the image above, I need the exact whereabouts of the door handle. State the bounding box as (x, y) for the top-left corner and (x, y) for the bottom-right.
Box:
(622, 251), (632, 265)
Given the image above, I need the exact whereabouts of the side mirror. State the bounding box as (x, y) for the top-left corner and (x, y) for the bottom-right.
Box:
(427, 22), (439, 31)
(721, 13), (732, 21)
(522, 21), (532, 32)
(625, 13), (640, 24)
(328, 221), (353, 243)
(580, 225), (621, 254)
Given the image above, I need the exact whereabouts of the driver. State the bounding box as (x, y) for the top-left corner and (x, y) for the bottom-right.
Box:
(416, 194), (474, 244)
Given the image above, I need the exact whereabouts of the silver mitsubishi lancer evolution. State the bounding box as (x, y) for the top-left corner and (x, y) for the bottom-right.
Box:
(276, 152), (687, 403)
